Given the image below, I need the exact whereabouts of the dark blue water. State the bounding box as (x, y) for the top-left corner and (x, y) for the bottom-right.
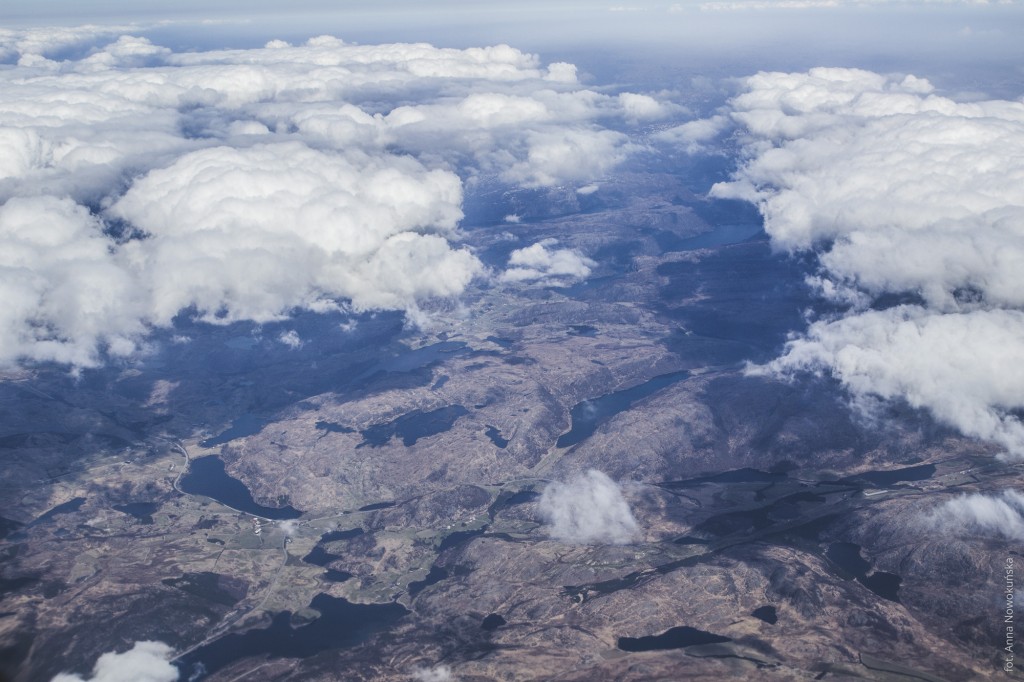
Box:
(618, 626), (731, 652)
(0, 575), (39, 598)
(359, 405), (468, 447)
(842, 464), (935, 487)
(315, 421), (354, 434)
(484, 425), (509, 448)
(751, 605), (778, 624)
(358, 502), (395, 512)
(556, 370), (690, 448)
(200, 414), (265, 448)
(487, 489), (539, 519)
(695, 491), (826, 538)
(113, 502), (159, 524)
(653, 224), (763, 252)
(661, 467), (785, 489)
(31, 498), (85, 526)
(568, 324), (598, 337)
(0, 516), (22, 540)
(481, 614), (506, 631)
(409, 565), (448, 599)
(323, 569), (353, 583)
(673, 536), (709, 546)
(303, 546), (342, 567)
(321, 528), (364, 542)
(505, 490), (539, 505)
(177, 594), (408, 678)
(826, 542), (901, 603)
(303, 529), (364, 567)
(351, 341), (468, 389)
(485, 336), (514, 349)
(439, 526), (488, 553)
(180, 456), (302, 520)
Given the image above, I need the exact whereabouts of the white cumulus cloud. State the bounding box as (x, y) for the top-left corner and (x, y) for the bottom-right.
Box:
(278, 330), (303, 349)
(0, 28), (674, 368)
(922, 489), (1024, 541)
(757, 307), (1024, 456)
(501, 238), (596, 284)
(539, 469), (639, 544)
(111, 142), (477, 324)
(654, 115), (728, 153)
(714, 67), (1024, 457)
(51, 640), (178, 682)
(411, 665), (455, 682)
(0, 196), (144, 367)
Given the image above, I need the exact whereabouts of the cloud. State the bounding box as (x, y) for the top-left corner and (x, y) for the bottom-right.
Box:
(0, 28), (674, 368)
(501, 238), (595, 284)
(0, 24), (139, 62)
(714, 67), (1024, 457)
(501, 129), (633, 189)
(654, 115), (728, 153)
(539, 469), (639, 544)
(922, 489), (1024, 541)
(713, 68), (1024, 310)
(411, 665), (455, 682)
(0, 196), (144, 367)
(278, 330), (302, 349)
(756, 307), (1024, 455)
(112, 142), (478, 324)
(51, 641), (179, 682)
(618, 92), (670, 121)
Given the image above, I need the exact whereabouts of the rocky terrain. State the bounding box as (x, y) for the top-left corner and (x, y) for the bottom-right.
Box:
(1, 173), (1018, 681)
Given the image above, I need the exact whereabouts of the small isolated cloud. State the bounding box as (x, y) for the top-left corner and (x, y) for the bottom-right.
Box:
(539, 469), (639, 544)
(501, 129), (633, 189)
(501, 239), (595, 284)
(51, 641), (178, 682)
(922, 489), (1024, 541)
(654, 115), (728, 153)
(278, 330), (303, 349)
(545, 62), (578, 83)
(411, 665), (455, 682)
(618, 92), (669, 121)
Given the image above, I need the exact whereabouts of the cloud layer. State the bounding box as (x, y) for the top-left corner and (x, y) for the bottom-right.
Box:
(922, 489), (1024, 541)
(51, 641), (178, 682)
(714, 68), (1024, 457)
(0, 29), (666, 368)
(539, 469), (639, 544)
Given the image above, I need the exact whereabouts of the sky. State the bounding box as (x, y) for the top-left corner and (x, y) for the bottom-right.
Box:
(4, 2), (1023, 92)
